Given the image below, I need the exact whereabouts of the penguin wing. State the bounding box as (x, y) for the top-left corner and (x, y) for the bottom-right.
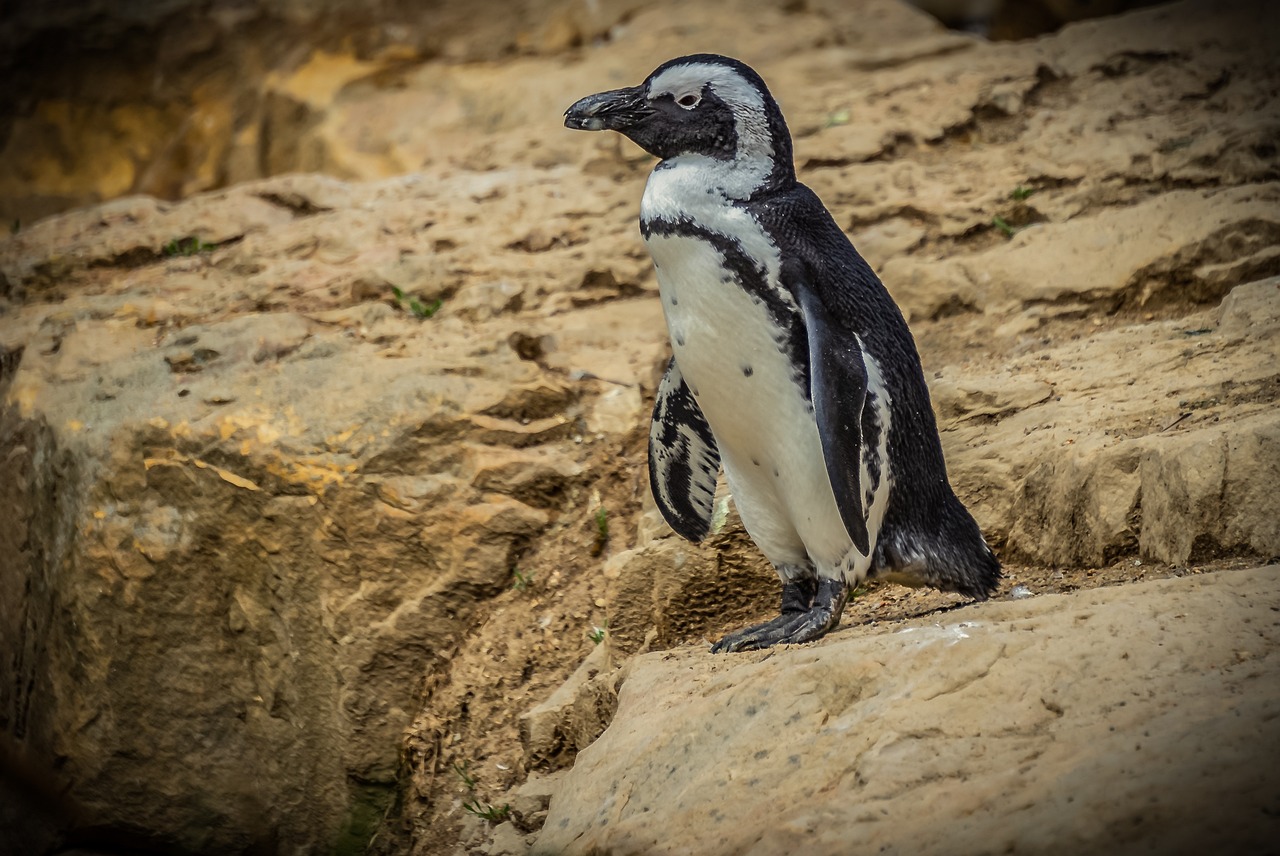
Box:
(786, 257), (872, 556)
(648, 356), (721, 542)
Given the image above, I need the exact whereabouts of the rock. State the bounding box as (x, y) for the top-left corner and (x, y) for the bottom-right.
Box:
(600, 527), (777, 655)
(534, 566), (1280, 855)
(508, 770), (563, 828)
(930, 372), (1054, 427)
(1005, 441), (1145, 566)
(520, 642), (618, 770)
(942, 276), (1280, 567)
(1137, 414), (1280, 564)
(1218, 276), (1280, 339)
(884, 184), (1280, 322)
(453, 281), (527, 321)
(466, 446), (583, 509)
(585, 385), (645, 437)
(486, 821), (533, 856)
(0, 168), (669, 853)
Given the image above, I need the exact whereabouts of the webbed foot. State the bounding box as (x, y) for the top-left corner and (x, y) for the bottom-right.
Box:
(711, 577), (849, 653)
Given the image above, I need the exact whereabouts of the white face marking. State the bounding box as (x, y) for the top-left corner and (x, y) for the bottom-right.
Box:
(646, 62), (775, 162)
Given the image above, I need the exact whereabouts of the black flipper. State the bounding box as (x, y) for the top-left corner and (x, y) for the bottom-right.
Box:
(648, 357), (721, 542)
(786, 258), (871, 557)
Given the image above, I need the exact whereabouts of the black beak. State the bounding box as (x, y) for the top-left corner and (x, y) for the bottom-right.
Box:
(564, 85), (650, 132)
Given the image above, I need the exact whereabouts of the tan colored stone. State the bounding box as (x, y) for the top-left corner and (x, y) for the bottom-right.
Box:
(535, 567), (1280, 856)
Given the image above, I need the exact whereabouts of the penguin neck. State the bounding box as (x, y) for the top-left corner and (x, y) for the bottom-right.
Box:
(649, 152), (793, 206)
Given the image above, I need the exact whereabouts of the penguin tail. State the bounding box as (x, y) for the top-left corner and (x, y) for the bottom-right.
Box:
(871, 499), (1001, 600)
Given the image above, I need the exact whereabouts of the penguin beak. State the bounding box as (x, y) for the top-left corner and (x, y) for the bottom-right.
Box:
(564, 85), (651, 132)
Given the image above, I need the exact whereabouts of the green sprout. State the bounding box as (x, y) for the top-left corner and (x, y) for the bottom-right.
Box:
(992, 215), (1017, 238)
(823, 109), (851, 128)
(391, 285), (442, 319)
(588, 621), (609, 645)
(462, 800), (511, 823)
(162, 236), (215, 257)
(590, 505), (609, 556)
(511, 568), (534, 591)
(452, 760), (477, 790)
(1010, 185), (1035, 201)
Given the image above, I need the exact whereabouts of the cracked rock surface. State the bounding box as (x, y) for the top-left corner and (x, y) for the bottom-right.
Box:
(535, 566), (1280, 856)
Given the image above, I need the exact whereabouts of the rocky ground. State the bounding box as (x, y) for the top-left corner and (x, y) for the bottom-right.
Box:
(535, 565), (1280, 856)
(1, 0), (1278, 854)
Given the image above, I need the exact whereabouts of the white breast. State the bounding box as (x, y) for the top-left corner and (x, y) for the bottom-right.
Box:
(642, 161), (882, 580)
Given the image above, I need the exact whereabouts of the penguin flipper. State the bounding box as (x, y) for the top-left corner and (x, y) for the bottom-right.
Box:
(648, 357), (721, 542)
(788, 259), (872, 557)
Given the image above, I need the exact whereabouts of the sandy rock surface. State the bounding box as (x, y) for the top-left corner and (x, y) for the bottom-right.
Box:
(536, 566), (1280, 856)
(1, 0), (1278, 854)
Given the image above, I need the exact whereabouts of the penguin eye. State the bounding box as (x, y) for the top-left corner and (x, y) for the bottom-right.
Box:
(677, 94), (700, 109)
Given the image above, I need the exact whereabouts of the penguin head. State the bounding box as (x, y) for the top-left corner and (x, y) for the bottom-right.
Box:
(565, 54), (794, 178)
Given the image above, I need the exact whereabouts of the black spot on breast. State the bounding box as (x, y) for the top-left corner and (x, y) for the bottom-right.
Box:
(752, 458), (760, 467)
(742, 365), (754, 377)
(676, 334), (686, 347)
(643, 218), (803, 372)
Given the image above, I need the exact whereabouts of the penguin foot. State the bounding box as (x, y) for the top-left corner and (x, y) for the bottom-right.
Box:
(711, 577), (849, 653)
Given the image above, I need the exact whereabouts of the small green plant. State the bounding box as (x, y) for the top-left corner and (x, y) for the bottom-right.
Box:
(453, 758), (509, 824)
(462, 800), (511, 824)
(511, 568), (534, 591)
(590, 505), (609, 556)
(163, 236), (215, 257)
(992, 215), (1017, 238)
(588, 621), (609, 645)
(452, 760), (477, 790)
(823, 108), (851, 128)
(391, 285), (442, 319)
(1010, 185), (1035, 201)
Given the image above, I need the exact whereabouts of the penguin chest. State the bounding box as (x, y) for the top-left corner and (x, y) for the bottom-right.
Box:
(645, 231), (855, 570)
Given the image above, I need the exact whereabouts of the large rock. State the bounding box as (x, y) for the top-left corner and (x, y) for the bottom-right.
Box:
(534, 566), (1280, 855)
(0, 172), (670, 852)
(948, 276), (1280, 567)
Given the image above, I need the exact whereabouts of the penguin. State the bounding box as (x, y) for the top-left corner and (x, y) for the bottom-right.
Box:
(565, 54), (1000, 652)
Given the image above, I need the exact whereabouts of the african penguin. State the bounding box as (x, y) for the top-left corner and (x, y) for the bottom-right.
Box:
(565, 54), (1000, 652)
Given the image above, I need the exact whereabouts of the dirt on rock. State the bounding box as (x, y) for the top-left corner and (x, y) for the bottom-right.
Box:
(1, 1), (1278, 855)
